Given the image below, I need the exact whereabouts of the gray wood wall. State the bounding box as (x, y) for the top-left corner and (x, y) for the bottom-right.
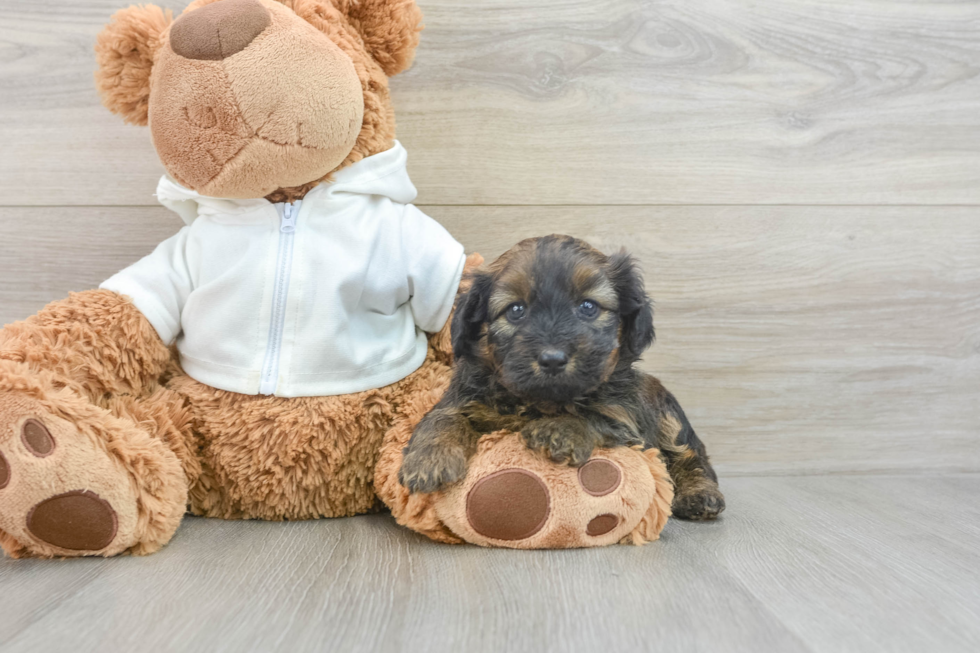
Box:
(1, 0), (978, 475)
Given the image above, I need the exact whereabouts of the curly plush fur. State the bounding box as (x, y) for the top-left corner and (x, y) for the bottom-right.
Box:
(95, 5), (174, 126)
(0, 0), (440, 558)
(0, 290), (459, 557)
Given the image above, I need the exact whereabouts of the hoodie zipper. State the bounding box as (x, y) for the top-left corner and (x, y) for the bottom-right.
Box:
(258, 200), (302, 395)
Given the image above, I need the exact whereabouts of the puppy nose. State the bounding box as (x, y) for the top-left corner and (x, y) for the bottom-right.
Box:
(170, 0), (272, 61)
(538, 349), (568, 374)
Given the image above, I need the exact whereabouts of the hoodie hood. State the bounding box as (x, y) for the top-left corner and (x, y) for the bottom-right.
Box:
(155, 140), (418, 225)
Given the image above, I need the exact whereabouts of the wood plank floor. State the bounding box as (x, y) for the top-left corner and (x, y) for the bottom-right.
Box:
(0, 474), (977, 653)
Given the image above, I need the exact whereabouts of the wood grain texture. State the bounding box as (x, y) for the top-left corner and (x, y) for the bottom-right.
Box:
(0, 475), (977, 653)
(1, 205), (977, 475)
(2, 0), (980, 205)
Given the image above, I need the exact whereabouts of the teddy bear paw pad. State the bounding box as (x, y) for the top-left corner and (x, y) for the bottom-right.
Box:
(0, 402), (140, 557)
(465, 469), (551, 541)
(586, 513), (620, 536)
(577, 458), (622, 496)
(21, 419), (55, 457)
(27, 490), (118, 551)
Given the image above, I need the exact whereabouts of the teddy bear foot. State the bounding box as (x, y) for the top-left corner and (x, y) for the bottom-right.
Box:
(462, 463), (627, 543)
(433, 433), (675, 549)
(0, 375), (187, 558)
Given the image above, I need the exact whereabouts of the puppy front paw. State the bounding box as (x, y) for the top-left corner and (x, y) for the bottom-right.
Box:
(521, 418), (596, 466)
(398, 445), (468, 494)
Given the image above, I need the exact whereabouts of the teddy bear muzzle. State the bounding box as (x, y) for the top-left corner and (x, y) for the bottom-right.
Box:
(149, 0), (365, 199)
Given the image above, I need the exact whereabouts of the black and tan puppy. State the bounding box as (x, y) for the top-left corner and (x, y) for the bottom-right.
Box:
(399, 235), (725, 520)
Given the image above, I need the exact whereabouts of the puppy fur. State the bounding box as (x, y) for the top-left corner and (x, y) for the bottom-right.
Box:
(399, 235), (725, 520)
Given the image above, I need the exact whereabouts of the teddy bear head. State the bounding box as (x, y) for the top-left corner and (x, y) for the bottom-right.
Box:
(95, 0), (422, 201)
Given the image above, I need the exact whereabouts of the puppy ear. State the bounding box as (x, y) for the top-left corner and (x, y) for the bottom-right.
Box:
(608, 251), (655, 360)
(451, 270), (493, 362)
(335, 0), (423, 76)
(94, 5), (173, 126)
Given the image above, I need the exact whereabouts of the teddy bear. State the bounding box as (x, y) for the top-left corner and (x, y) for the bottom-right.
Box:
(0, 0), (673, 557)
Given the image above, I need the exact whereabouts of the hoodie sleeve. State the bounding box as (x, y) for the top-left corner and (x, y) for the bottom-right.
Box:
(401, 204), (466, 333)
(99, 227), (194, 346)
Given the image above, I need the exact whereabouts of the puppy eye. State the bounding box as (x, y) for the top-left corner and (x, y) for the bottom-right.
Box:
(577, 299), (600, 320)
(506, 302), (527, 323)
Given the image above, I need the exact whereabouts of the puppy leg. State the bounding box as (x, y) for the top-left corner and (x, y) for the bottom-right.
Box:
(643, 378), (725, 520)
(663, 427), (725, 521)
(399, 407), (479, 494)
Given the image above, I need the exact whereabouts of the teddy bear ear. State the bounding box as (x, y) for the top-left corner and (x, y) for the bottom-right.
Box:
(94, 5), (173, 126)
(336, 0), (424, 76)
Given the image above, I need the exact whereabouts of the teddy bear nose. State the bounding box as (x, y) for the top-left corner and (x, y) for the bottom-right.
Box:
(169, 0), (272, 61)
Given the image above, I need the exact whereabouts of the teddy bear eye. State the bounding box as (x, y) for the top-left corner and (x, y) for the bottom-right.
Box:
(506, 302), (527, 323)
(577, 299), (600, 320)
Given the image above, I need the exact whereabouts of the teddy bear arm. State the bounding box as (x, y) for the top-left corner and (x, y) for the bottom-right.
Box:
(0, 289), (172, 402)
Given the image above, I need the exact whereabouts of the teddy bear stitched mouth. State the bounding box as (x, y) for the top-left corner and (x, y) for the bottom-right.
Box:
(182, 104), (324, 150)
(178, 100), (333, 190)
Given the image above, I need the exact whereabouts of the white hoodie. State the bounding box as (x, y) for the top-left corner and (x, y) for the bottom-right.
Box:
(101, 142), (465, 397)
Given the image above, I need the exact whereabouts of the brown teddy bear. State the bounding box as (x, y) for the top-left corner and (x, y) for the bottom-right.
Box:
(0, 0), (673, 557)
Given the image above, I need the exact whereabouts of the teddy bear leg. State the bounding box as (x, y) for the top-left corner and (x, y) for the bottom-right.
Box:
(0, 363), (189, 558)
(0, 291), (189, 558)
(379, 419), (674, 549)
(433, 434), (674, 549)
(166, 365), (414, 522)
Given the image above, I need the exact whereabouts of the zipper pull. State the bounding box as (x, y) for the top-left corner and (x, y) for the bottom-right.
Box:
(280, 202), (298, 233)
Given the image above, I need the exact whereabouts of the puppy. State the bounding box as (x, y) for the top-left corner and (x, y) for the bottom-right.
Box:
(399, 235), (725, 520)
